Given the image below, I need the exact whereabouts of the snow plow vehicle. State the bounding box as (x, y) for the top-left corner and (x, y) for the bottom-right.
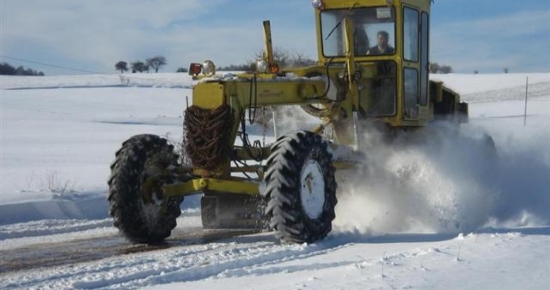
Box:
(108, 0), (469, 244)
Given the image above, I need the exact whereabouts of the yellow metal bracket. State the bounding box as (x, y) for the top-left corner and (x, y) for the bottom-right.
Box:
(163, 178), (260, 197)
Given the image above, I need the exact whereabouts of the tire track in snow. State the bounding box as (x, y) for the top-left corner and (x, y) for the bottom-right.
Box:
(0, 226), (258, 274)
(72, 235), (355, 289)
(2, 232), (356, 289)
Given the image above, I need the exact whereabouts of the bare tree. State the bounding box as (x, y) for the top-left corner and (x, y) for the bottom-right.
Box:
(294, 52), (306, 66)
(291, 52), (316, 67)
(255, 47), (291, 68)
(430, 62), (440, 73)
(430, 62), (453, 74)
(115, 61), (128, 73)
(440, 65), (453, 74)
(146, 56), (167, 73)
(131, 61), (146, 73)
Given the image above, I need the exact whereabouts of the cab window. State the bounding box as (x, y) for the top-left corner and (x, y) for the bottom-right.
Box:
(403, 7), (419, 62)
(321, 7), (395, 57)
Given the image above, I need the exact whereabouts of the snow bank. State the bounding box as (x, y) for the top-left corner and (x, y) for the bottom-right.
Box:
(0, 193), (108, 226)
(432, 73), (550, 95)
(0, 73), (194, 90)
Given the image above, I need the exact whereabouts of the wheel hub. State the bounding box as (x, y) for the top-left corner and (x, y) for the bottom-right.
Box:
(300, 160), (325, 219)
(141, 163), (168, 205)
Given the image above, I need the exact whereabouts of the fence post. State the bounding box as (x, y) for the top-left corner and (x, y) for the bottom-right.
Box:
(523, 77), (529, 127)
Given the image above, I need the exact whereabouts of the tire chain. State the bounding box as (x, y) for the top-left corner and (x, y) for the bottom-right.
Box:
(184, 104), (233, 170)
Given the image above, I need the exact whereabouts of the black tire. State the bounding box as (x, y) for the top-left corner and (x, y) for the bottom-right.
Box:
(108, 134), (183, 244)
(264, 131), (337, 243)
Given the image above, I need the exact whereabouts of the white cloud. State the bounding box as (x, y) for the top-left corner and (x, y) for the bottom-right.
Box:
(2, 0), (231, 72)
(431, 10), (550, 72)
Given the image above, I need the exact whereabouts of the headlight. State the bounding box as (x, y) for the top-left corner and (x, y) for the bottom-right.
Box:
(202, 60), (216, 75)
(312, 0), (324, 9)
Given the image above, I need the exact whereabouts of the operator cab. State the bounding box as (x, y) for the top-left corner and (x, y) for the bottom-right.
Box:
(314, 0), (431, 125)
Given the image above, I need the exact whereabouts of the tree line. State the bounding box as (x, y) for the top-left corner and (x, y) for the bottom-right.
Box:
(0, 62), (45, 76)
(114, 49), (318, 74)
(115, 56), (167, 73)
(217, 49), (316, 72)
(429, 62), (453, 74)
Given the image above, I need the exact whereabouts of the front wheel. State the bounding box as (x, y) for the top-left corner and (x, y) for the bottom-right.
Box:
(264, 131), (337, 244)
(108, 134), (183, 244)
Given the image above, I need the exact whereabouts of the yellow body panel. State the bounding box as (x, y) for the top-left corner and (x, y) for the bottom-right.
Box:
(221, 78), (327, 107)
(193, 82), (226, 109)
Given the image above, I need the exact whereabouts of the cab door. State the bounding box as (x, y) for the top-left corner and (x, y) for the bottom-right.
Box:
(419, 11), (430, 118)
(402, 6), (421, 119)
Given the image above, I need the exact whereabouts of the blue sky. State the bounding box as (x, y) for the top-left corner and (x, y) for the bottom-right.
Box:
(1, 0), (549, 75)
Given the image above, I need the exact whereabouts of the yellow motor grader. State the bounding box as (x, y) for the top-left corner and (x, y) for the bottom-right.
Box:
(108, 0), (468, 244)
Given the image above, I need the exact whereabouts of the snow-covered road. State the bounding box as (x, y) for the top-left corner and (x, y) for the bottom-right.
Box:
(2, 216), (549, 289)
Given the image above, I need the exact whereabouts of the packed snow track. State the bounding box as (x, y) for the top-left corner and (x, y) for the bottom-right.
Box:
(0, 221), (258, 273)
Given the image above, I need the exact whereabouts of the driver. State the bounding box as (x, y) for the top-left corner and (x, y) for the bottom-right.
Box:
(367, 31), (394, 55)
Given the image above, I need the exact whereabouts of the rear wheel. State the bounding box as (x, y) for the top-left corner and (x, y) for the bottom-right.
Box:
(264, 131), (337, 243)
(108, 134), (183, 244)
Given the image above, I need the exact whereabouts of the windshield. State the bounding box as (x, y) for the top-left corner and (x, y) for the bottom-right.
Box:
(321, 7), (396, 57)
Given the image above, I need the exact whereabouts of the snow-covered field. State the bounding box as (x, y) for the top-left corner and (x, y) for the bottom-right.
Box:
(1, 72), (549, 289)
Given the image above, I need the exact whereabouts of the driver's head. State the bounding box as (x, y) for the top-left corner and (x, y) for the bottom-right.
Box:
(377, 31), (390, 49)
